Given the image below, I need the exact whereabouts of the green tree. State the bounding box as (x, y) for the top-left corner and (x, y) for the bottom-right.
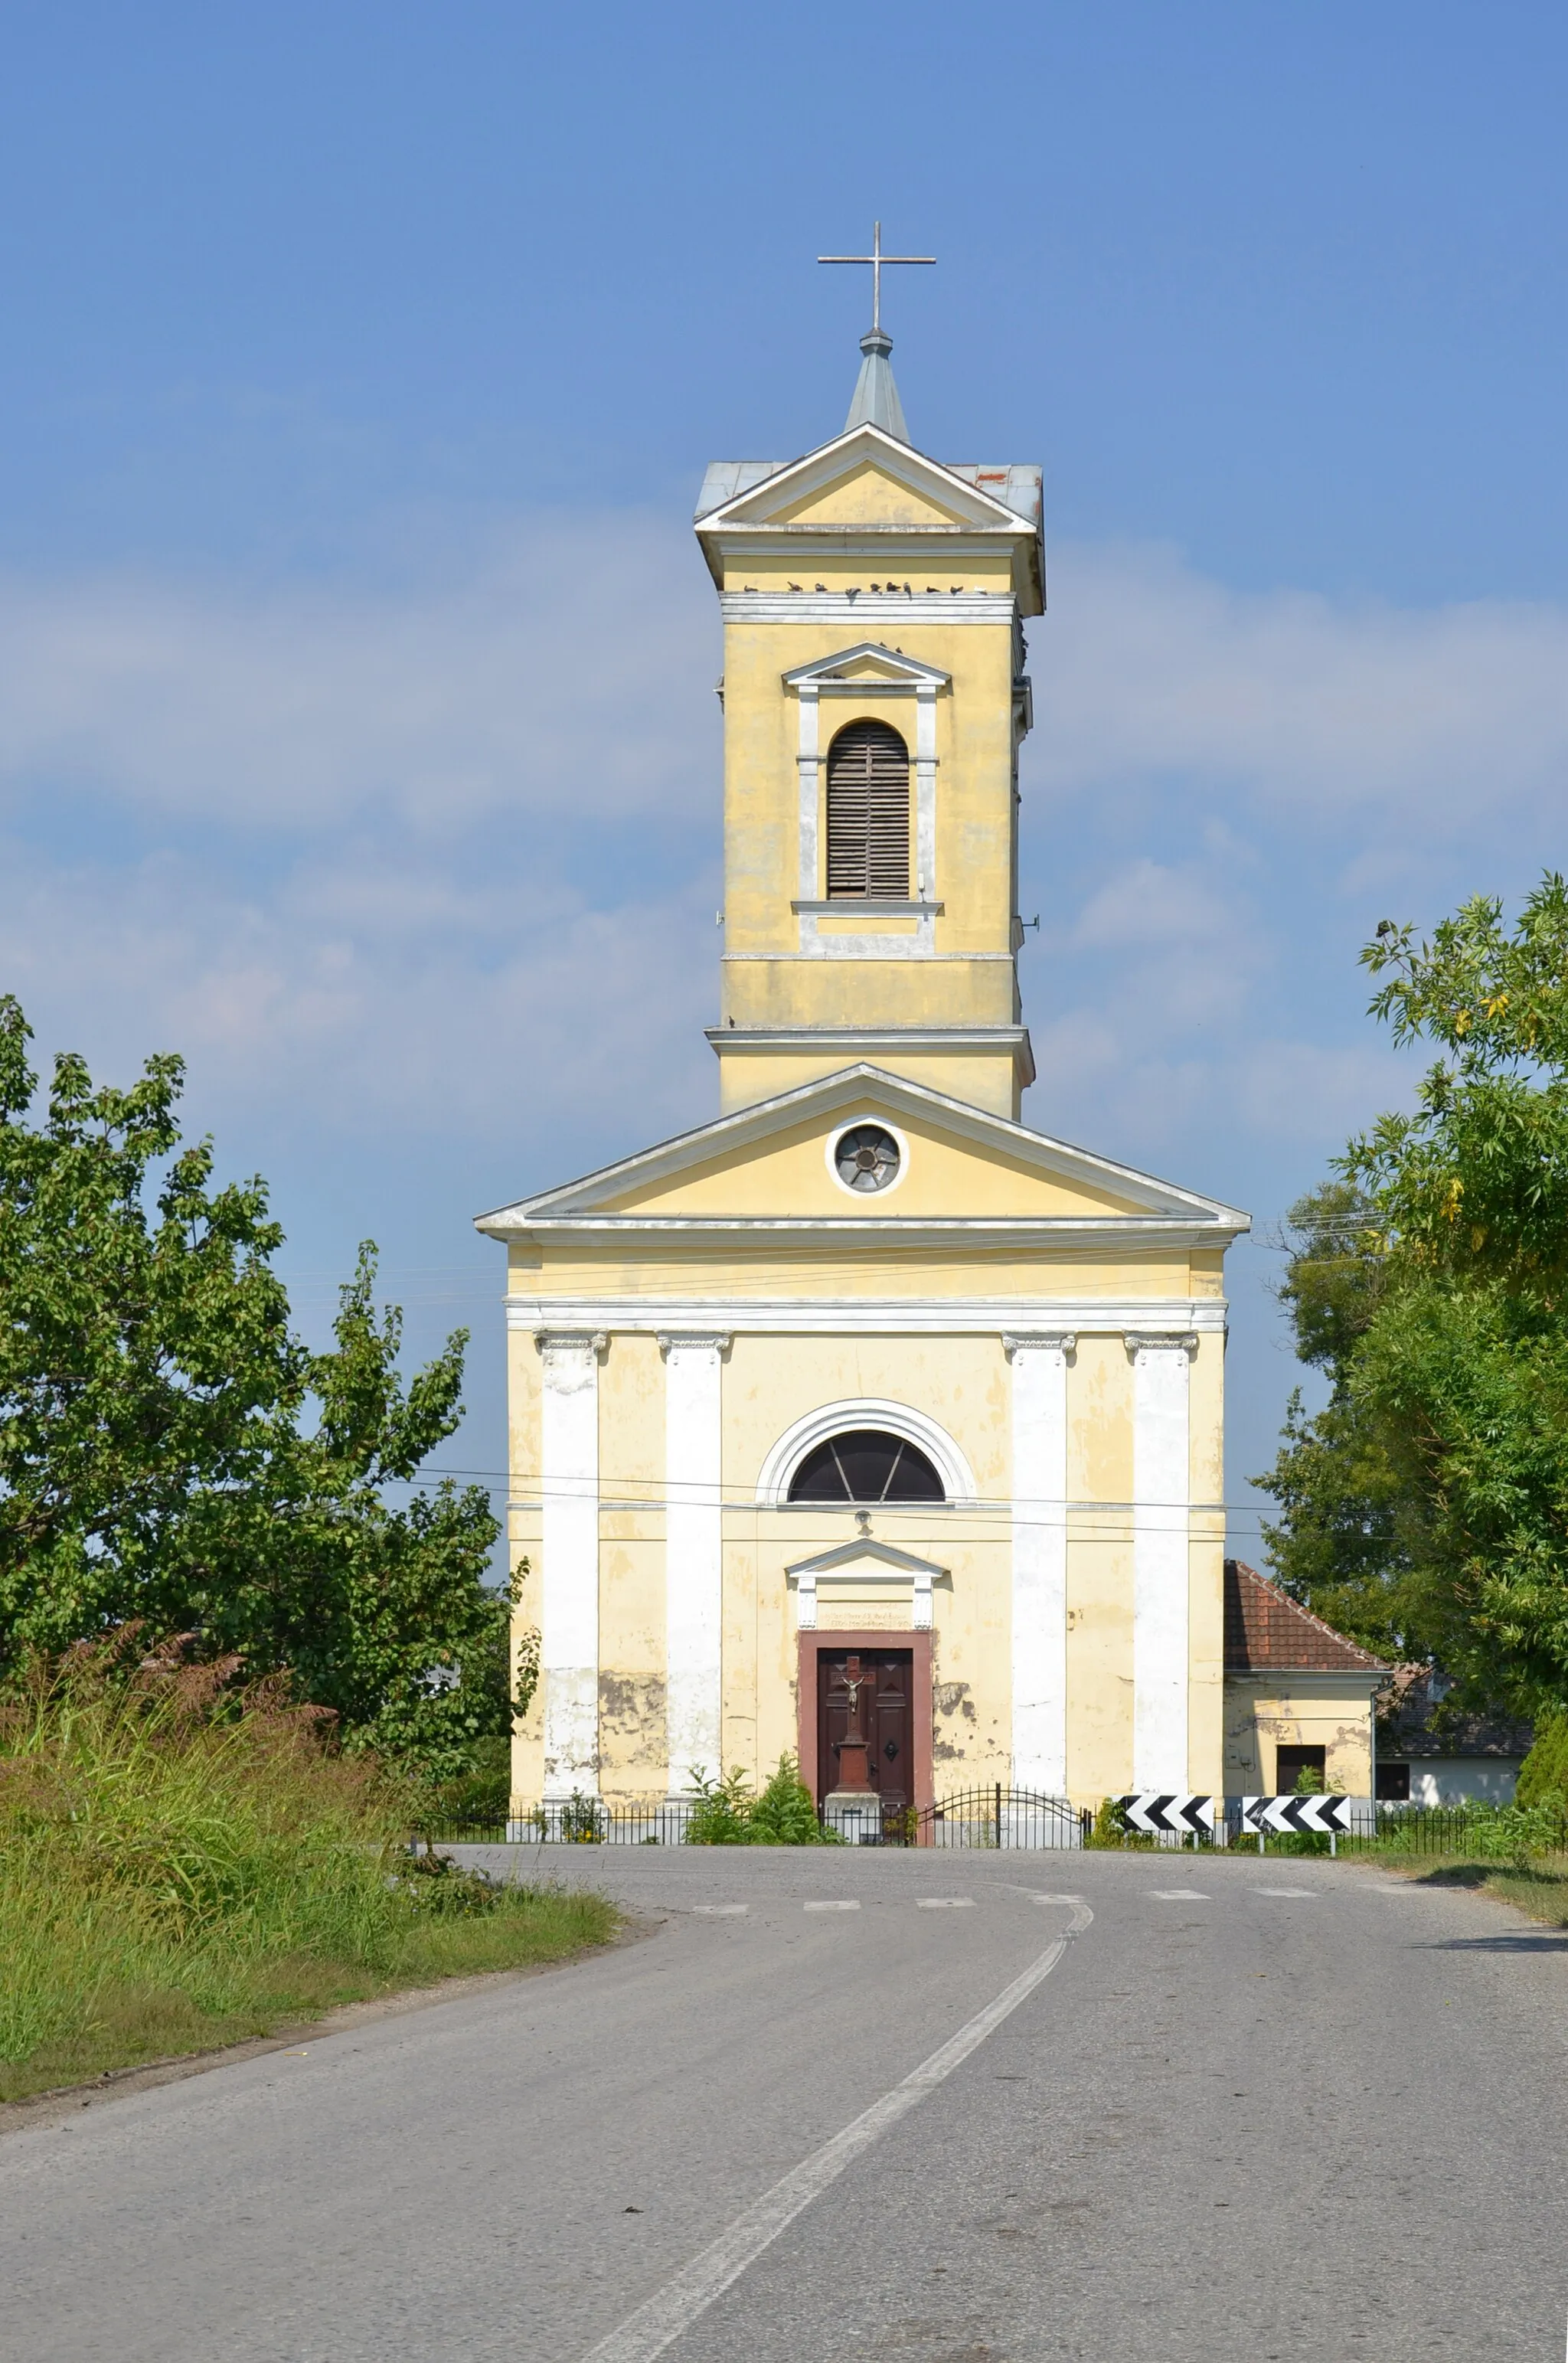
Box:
(1256, 1183), (1439, 1663)
(1256, 878), (1568, 1712)
(1515, 1711), (1568, 1809)
(0, 996), (523, 1778)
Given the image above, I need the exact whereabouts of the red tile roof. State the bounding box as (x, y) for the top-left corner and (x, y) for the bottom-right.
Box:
(1223, 1558), (1386, 1676)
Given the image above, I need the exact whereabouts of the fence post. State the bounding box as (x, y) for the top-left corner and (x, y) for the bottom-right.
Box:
(995, 1780), (1004, 1849)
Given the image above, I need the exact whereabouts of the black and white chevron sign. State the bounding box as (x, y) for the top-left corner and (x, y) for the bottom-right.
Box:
(1240, 1793), (1351, 1835)
(1118, 1793), (1215, 1835)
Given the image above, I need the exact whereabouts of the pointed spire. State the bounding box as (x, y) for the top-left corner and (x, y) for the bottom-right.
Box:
(844, 326), (910, 443)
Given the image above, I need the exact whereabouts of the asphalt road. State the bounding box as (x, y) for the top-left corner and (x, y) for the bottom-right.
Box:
(4, 1847), (1566, 2363)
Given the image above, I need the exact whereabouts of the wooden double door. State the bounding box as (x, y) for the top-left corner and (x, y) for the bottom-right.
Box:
(817, 1649), (913, 1813)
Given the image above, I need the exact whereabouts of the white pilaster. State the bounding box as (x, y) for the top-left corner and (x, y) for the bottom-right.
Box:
(535, 1330), (605, 1799)
(658, 1332), (730, 1796)
(1127, 1333), (1197, 1792)
(915, 681), (938, 900)
(1004, 1333), (1073, 1795)
(796, 683), (821, 900)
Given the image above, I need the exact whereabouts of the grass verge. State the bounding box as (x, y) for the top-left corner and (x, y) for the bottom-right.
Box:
(0, 1882), (619, 2106)
(0, 1641), (618, 2106)
(1367, 1850), (1568, 1928)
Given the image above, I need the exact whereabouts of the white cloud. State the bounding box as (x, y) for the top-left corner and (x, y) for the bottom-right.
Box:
(0, 513), (719, 831)
(0, 831), (716, 1153)
(1233, 1037), (1411, 1149)
(1, 516), (1563, 1197)
(1033, 541), (1568, 834)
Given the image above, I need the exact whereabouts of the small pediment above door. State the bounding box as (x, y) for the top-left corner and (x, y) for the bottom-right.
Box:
(782, 643), (950, 695)
(786, 1537), (948, 1581)
(786, 1536), (949, 1634)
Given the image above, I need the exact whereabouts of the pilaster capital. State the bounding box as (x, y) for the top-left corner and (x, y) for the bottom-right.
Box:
(1123, 1331), (1198, 1361)
(534, 1328), (609, 1368)
(658, 1331), (733, 1362)
(1004, 1331), (1076, 1361)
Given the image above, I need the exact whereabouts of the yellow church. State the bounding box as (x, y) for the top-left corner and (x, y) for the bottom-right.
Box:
(476, 285), (1334, 1826)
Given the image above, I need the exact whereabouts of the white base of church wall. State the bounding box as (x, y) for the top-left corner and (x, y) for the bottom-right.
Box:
(541, 1666), (601, 1799)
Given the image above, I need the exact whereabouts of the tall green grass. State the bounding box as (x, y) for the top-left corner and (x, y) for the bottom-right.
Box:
(0, 1639), (614, 2100)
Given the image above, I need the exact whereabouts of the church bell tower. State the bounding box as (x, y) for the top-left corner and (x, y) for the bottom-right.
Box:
(694, 245), (1045, 1121)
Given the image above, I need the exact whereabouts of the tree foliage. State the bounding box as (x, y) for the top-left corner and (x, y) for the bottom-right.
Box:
(0, 996), (522, 1778)
(1255, 878), (1568, 1712)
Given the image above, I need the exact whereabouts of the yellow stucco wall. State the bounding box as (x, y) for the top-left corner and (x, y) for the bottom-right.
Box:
(1223, 1678), (1380, 1796)
(720, 633), (1017, 965)
(521, 1245), (1213, 1304)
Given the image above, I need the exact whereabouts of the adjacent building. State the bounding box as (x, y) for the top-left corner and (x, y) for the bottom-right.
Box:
(1374, 1665), (1532, 1805)
(1222, 1559), (1384, 1798)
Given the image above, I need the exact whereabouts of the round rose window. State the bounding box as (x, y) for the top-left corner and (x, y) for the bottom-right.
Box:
(834, 1123), (901, 1192)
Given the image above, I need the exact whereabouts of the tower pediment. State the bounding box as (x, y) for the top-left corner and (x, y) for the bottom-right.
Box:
(695, 425), (1044, 614)
(697, 424), (1034, 531)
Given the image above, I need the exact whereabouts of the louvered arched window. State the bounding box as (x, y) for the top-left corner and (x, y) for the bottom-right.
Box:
(826, 719), (910, 899)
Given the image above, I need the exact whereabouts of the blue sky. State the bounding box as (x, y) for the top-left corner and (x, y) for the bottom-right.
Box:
(3, 4), (1567, 1551)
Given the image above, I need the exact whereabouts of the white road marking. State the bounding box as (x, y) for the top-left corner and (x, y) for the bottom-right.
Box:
(802, 1900), (859, 1912)
(1256, 1887), (1318, 1898)
(1149, 1890), (1210, 1901)
(915, 1897), (975, 1908)
(691, 1905), (747, 1916)
(578, 1899), (1094, 2363)
(1008, 1888), (1086, 1905)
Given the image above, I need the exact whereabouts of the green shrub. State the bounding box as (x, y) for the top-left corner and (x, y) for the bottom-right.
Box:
(683, 1755), (841, 1845)
(748, 1755), (839, 1843)
(1516, 1711), (1568, 1811)
(1083, 1796), (1152, 1850)
(1462, 1802), (1567, 1867)
(684, 1765), (755, 1844)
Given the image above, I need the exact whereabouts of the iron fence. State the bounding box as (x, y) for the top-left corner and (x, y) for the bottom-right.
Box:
(414, 1785), (1089, 1848)
(1346, 1801), (1568, 1858)
(408, 1801), (689, 1846)
(919, 1786), (1088, 1850)
(410, 1794), (1568, 1856)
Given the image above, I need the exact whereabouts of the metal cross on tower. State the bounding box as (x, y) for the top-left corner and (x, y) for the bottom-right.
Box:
(818, 221), (935, 333)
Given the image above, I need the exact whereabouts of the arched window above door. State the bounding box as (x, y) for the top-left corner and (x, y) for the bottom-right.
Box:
(787, 1428), (946, 1504)
(825, 717), (910, 898)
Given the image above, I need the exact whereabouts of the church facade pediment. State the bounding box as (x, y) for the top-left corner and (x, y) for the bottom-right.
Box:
(475, 1065), (1248, 1239)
